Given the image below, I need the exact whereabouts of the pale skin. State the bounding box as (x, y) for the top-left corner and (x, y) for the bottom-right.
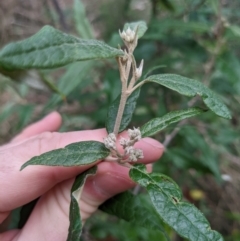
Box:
(0, 111), (164, 241)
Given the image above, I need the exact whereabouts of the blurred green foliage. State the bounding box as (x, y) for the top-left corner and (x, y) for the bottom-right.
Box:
(0, 0), (240, 240)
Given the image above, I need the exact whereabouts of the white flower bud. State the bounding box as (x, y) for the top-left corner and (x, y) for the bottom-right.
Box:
(129, 154), (138, 162)
(126, 27), (132, 36)
(119, 27), (136, 43)
(120, 137), (130, 148)
(125, 146), (134, 154)
(134, 149), (144, 159)
(108, 133), (116, 142)
(119, 29), (126, 39)
(128, 127), (141, 142)
(136, 59), (144, 79)
(104, 133), (116, 150)
(127, 147), (144, 162)
(125, 36), (131, 42)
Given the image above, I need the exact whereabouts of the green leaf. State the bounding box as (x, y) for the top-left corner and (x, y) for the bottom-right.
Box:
(145, 74), (231, 119)
(89, 216), (168, 241)
(106, 88), (141, 133)
(143, 65), (166, 79)
(20, 141), (110, 170)
(124, 21), (148, 39)
(100, 191), (170, 240)
(73, 0), (94, 39)
(67, 166), (97, 241)
(129, 164), (224, 241)
(0, 102), (15, 123)
(0, 26), (124, 70)
(141, 108), (205, 137)
(209, 0), (219, 13)
(39, 72), (66, 101)
(18, 199), (38, 228)
(160, 0), (175, 11)
(144, 19), (211, 40)
(45, 61), (94, 108)
(179, 126), (221, 179)
(227, 25), (240, 38)
(0, 67), (48, 91)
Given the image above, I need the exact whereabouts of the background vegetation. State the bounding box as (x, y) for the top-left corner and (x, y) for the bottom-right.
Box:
(0, 0), (239, 240)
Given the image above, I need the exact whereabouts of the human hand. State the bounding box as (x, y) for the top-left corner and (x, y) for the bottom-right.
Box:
(0, 112), (164, 241)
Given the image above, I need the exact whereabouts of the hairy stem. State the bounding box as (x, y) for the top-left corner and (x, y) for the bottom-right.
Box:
(129, 80), (146, 94)
(113, 57), (129, 135)
(125, 56), (132, 81)
(113, 92), (128, 135)
(128, 54), (137, 89)
(113, 30), (142, 135)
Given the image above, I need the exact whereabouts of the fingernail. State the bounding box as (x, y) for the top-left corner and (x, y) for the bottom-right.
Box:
(142, 138), (164, 150)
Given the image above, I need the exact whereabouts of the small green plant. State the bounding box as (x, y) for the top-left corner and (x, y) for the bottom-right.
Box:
(0, 21), (231, 241)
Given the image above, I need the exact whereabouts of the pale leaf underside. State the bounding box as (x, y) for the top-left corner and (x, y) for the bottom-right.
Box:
(67, 166), (97, 241)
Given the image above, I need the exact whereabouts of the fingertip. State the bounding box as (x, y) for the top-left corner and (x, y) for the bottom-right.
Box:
(141, 137), (164, 150)
(135, 137), (164, 164)
(44, 111), (62, 128)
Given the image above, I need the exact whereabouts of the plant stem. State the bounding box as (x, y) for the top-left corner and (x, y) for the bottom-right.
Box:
(128, 55), (137, 89)
(113, 91), (128, 135)
(113, 57), (130, 135)
(129, 80), (146, 94)
(113, 34), (142, 135)
(125, 56), (132, 81)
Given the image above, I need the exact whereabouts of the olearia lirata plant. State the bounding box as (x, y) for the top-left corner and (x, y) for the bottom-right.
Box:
(0, 20), (231, 241)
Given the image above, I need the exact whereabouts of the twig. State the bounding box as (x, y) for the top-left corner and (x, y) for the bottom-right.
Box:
(163, 120), (186, 147)
(51, 0), (69, 32)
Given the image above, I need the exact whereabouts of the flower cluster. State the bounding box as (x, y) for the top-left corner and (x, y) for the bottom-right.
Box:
(119, 27), (135, 43)
(104, 128), (144, 163)
(119, 27), (138, 51)
(103, 133), (116, 150)
(125, 146), (144, 162)
(128, 127), (141, 141)
(120, 127), (143, 162)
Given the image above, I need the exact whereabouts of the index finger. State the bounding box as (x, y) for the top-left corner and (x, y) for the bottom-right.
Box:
(0, 129), (163, 214)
